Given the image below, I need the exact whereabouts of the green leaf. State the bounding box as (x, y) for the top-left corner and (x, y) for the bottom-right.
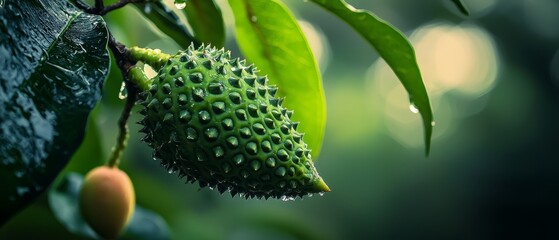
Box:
(122, 206), (172, 240)
(228, 0), (326, 159)
(135, 1), (200, 48)
(49, 173), (172, 239)
(184, 0), (226, 47)
(0, 0), (109, 224)
(48, 173), (98, 238)
(310, 0), (433, 155)
(450, 0), (470, 16)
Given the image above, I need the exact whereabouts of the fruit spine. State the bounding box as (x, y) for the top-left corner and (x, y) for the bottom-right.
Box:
(132, 44), (329, 199)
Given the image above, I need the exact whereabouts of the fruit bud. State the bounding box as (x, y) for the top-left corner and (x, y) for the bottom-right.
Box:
(80, 166), (135, 239)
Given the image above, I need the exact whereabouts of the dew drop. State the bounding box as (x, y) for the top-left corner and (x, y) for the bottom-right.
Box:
(431, 120), (436, 127)
(118, 81), (127, 100)
(280, 195), (294, 201)
(250, 16), (258, 22)
(143, 4), (151, 13)
(318, 192), (325, 197)
(409, 103), (419, 114)
(175, 2), (186, 9)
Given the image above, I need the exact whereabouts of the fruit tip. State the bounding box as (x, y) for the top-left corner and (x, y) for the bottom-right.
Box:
(316, 177), (331, 192)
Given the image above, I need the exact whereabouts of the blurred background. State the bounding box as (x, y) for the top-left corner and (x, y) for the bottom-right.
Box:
(2, 0), (559, 239)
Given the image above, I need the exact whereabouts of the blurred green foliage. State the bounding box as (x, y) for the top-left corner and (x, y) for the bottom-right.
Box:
(229, 0), (326, 159)
(2, 0), (558, 239)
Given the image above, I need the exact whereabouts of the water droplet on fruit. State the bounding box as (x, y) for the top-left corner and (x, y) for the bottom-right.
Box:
(280, 195), (294, 201)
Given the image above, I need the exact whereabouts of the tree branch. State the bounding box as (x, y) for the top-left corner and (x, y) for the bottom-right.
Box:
(94, 0), (105, 12)
(71, 0), (157, 15)
(106, 34), (139, 167)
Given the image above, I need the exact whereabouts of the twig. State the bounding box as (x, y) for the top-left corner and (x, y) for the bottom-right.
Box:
(71, 0), (157, 15)
(70, 0), (93, 13)
(94, 0), (105, 12)
(98, 0), (147, 15)
(106, 34), (139, 167)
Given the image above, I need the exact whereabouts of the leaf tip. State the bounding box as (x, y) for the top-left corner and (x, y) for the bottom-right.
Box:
(451, 0), (470, 16)
(424, 117), (434, 157)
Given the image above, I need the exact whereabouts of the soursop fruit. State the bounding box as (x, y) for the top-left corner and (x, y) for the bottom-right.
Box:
(134, 44), (329, 199)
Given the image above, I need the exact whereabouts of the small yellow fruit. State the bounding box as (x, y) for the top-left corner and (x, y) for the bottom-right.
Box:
(80, 166), (135, 239)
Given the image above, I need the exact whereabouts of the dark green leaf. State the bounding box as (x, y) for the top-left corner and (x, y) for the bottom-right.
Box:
(0, 0), (109, 224)
(229, 0), (326, 159)
(135, 1), (200, 48)
(310, 0), (433, 155)
(122, 206), (172, 240)
(450, 0), (470, 16)
(48, 173), (98, 238)
(184, 0), (226, 47)
(49, 173), (172, 239)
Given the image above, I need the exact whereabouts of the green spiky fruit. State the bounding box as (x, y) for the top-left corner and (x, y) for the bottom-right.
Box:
(136, 45), (329, 199)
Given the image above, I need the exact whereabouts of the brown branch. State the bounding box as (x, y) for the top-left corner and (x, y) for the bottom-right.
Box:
(71, 0), (157, 15)
(106, 33), (140, 167)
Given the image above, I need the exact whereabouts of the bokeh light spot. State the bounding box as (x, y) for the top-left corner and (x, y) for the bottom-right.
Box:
(367, 22), (500, 149)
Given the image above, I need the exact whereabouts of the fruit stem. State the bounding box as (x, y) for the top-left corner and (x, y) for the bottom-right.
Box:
(106, 33), (138, 168)
(107, 90), (135, 168)
(128, 63), (152, 92)
(128, 47), (172, 71)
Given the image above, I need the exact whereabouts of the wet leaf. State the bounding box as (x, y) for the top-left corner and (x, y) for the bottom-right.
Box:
(229, 0), (326, 159)
(0, 0), (109, 224)
(310, 0), (433, 155)
(135, 1), (200, 48)
(183, 0), (225, 47)
(49, 173), (172, 239)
